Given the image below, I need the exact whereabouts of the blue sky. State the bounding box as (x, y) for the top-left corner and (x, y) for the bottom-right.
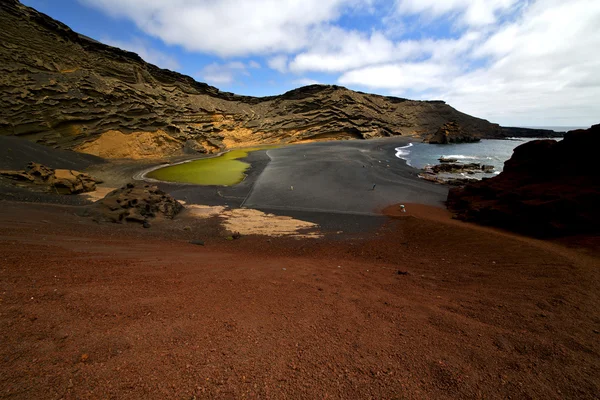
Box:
(21, 0), (600, 127)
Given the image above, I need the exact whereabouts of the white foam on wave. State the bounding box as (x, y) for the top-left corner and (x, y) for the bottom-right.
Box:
(395, 143), (413, 157)
(442, 154), (480, 160)
(394, 143), (414, 165)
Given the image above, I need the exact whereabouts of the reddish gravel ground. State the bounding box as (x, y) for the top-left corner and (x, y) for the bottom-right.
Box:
(0, 201), (599, 399)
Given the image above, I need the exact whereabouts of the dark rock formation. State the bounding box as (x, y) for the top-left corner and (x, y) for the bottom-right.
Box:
(88, 183), (184, 224)
(425, 122), (482, 144)
(447, 125), (600, 236)
(500, 127), (565, 138)
(0, 0), (502, 158)
(431, 163), (493, 174)
(0, 162), (101, 194)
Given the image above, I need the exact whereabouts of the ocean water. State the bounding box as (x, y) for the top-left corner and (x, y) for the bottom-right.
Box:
(395, 138), (559, 178)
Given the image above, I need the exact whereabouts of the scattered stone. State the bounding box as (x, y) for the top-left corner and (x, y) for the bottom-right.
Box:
(143, 221), (151, 229)
(231, 232), (242, 240)
(189, 240), (205, 246)
(397, 270), (409, 275)
(183, 226), (192, 231)
(431, 163), (482, 173)
(86, 182), (183, 224)
(0, 162), (101, 194)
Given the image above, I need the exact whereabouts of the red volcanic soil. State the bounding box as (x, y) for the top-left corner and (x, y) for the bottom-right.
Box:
(0, 201), (599, 399)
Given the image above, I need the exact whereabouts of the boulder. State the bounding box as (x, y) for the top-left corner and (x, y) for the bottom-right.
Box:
(425, 122), (481, 144)
(431, 163), (481, 173)
(447, 124), (600, 236)
(88, 182), (183, 224)
(0, 162), (100, 194)
(438, 157), (458, 163)
(53, 169), (99, 194)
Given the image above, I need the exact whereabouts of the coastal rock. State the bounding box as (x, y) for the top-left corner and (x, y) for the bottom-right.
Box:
(438, 157), (458, 163)
(0, 1), (502, 158)
(431, 163), (482, 173)
(425, 122), (482, 144)
(88, 182), (183, 224)
(447, 124), (600, 236)
(0, 162), (100, 194)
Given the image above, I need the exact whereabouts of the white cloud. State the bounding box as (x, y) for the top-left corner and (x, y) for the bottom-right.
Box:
(394, 0), (519, 26)
(293, 78), (322, 86)
(86, 0), (599, 126)
(340, 0), (600, 125)
(80, 0), (371, 57)
(248, 61), (262, 69)
(268, 55), (289, 73)
(289, 29), (481, 73)
(198, 61), (250, 85)
(102, 37), (180, 70)
(339, 62), (455, 90)
(440, 0), (600, 125)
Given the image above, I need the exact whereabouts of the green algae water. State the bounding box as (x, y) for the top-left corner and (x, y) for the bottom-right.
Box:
(146, 146), (277, 186)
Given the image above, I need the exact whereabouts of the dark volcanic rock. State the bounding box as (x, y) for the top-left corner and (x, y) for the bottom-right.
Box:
(0, 1), (501, 158)
(425, 122), (482, 144)
(500, 126), (565, 138)
(0, 162), (101, 194)
(447, 125), (600, 236)
(88, 182), (183, 224)
(431, 163), (484, 173)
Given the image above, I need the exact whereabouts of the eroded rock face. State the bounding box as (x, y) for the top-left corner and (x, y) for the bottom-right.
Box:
(425, 122), (482, 144)
(0, 162), (100, 194)
(0, 1), (501, 158)
(88, 183), (183, 224)
(446, 124), (600, 236)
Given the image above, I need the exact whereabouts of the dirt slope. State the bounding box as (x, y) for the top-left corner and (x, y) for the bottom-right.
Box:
(0, 201), (598, 399)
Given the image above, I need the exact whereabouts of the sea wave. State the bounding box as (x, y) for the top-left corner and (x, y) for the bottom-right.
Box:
(395, 143), (413, 157)
(394, 143), (414, 166)
(442, 154), (497, 161)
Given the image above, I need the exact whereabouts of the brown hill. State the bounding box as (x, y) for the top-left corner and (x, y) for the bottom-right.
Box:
(447, 124), (600, 236)
(0, 0), (505, 159)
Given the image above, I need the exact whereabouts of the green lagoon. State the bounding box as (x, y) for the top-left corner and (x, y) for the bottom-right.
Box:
(146, 146), (277, 186)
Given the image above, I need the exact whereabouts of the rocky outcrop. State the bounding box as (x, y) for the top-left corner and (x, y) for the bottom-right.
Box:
(430, 163), (494, 174)
(424, 122), (482, 144)
(87, 183), (183, 224)
(500, 126), (565, 138)
(0, 162), (101, 194)
(0, 0), (502, 158)
(447, 125), (600, 236)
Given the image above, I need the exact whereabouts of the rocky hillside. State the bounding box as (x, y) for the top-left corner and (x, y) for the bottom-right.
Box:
(447, 125), (599, 236)
(0, 0), (505, 159)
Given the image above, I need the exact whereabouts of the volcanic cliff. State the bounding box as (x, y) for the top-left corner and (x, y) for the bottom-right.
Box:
(447, 124), (600, 236)
(0, 0), (514, 159)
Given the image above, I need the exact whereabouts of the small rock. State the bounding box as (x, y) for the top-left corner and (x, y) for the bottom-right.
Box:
(189, 240), (205, 246)
(397, 270), (409, 275)
(143, 221), (151, 229)
(183, 226), (192, 231)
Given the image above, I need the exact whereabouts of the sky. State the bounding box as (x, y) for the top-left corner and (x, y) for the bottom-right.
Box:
(21, 0), (600, 127)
